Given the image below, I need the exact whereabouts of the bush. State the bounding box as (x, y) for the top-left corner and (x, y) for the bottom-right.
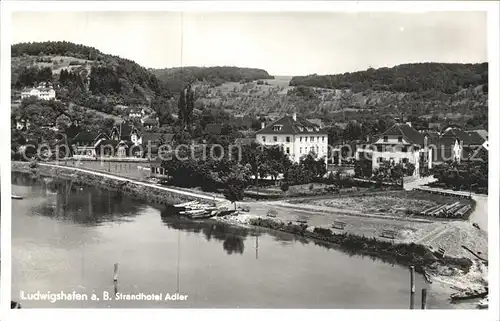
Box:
(325, 185), (340, 193)
(281, 182), (290, 192)
(313, 227), (333, 237)
(29, 160), (38, 169)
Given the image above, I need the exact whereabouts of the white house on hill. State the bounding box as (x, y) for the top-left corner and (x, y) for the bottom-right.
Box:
(21, 87), (56, 101)
(255, 113), (328, 164)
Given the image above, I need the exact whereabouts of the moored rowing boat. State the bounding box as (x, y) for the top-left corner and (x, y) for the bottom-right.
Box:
(450, 287), (488, 301)
(477, 296), (488, 309)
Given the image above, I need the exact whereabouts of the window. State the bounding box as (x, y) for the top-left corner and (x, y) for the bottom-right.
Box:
(300, 147), (302, 154)
(305, 137), (308, 142)
(305, 147), (308, 152)
(317, 136), (320, 141)
(402, 146), (408, 152)
(300, 136), (303, 142)
(322, 136), (325, 142)
(383, 136), (388, 142)
(378, 157), (384, 163)
(273, 125), (283, 131)
(398, 136), (403, 143)
(286, 147), (290, 154)
(262, 136), (266, 142)
(273, 136), (278, 142)
(286, 136), (291, 143)
(402, 158), (409, 164)
(311, 146), (315, 153)
(311, 137), (314, 142)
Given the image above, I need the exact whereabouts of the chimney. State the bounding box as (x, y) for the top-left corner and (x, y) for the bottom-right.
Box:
(261, 121), (265, 129)
(292, 112), (297, 121)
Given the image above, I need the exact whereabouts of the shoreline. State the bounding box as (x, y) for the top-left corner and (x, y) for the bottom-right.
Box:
(12, 161), (227, 207)
(12, 161), (487, 299)
(214, 214), (472, 272)
(213, 214), (487, 304)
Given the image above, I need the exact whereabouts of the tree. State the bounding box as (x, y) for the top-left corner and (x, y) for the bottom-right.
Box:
(222, 168), (249, 210)
(354, 159), (372, 178)
(241, 142), (266, 186)
(178, 84), (195, 130)
(300, 153), (327, 180)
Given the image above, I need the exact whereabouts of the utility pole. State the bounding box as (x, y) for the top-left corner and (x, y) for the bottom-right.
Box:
(409, 266), (415, 309)
(255, 234), (259, 259)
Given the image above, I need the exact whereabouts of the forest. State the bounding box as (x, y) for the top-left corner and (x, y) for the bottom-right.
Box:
(289, 63), (488, 94)
(11, 41), (171, 104)
(152, 66), (274, 93)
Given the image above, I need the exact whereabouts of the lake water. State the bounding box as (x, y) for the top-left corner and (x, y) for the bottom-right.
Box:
(11, 172), (455, 309)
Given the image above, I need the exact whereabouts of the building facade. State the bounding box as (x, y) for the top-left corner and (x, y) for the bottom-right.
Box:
(356, 123), (430, 177)
(255, 113), (328, 164)
(21, 86), (56, 101)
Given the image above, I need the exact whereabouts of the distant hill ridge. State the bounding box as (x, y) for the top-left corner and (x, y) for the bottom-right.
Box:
(10, 42), (488, 129)
(290, 62), (488, 94)
(151, 66), (274, 93)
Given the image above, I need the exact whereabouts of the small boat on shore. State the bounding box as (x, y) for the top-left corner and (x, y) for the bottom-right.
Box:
(179, 209), (207, 216)
(190, 210), (218, 220)
(11, 195), (23, 200)
(477, 296), (488, 309)
(174, 201), (200, 209)
(450, 287), (488, 301)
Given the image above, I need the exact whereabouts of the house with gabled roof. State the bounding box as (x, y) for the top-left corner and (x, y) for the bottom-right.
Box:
(70, 131), (110, 158)
(356, 123), (431, 177)
(128, 107), (145, 119)
(430, 127), (488, 164)
(141, 133), (174, 158)
(255, 113), (328, 164)
(141, 117), (159, 130)
(110, 121), (141, 146)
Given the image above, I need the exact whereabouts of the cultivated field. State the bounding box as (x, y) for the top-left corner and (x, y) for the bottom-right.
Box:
(287, 190), (470, 218)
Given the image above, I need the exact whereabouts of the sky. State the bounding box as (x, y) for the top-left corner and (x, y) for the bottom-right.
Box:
(11, 11), (487, 76)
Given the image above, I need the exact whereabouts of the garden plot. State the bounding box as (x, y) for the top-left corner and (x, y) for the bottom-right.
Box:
(288, 191), (466, 218)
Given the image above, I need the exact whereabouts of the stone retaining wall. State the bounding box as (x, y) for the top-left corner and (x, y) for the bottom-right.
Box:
(12, 161), (214, 206)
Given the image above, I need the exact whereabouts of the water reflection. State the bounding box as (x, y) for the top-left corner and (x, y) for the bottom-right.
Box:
(13, 172), (145, 226)
(12, 172), (400, 264)
(12, 172), (443, 309)
(160, 211), (248, 255)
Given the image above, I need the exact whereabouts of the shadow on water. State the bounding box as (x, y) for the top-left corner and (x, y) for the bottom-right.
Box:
(12, 172), (145, 226)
